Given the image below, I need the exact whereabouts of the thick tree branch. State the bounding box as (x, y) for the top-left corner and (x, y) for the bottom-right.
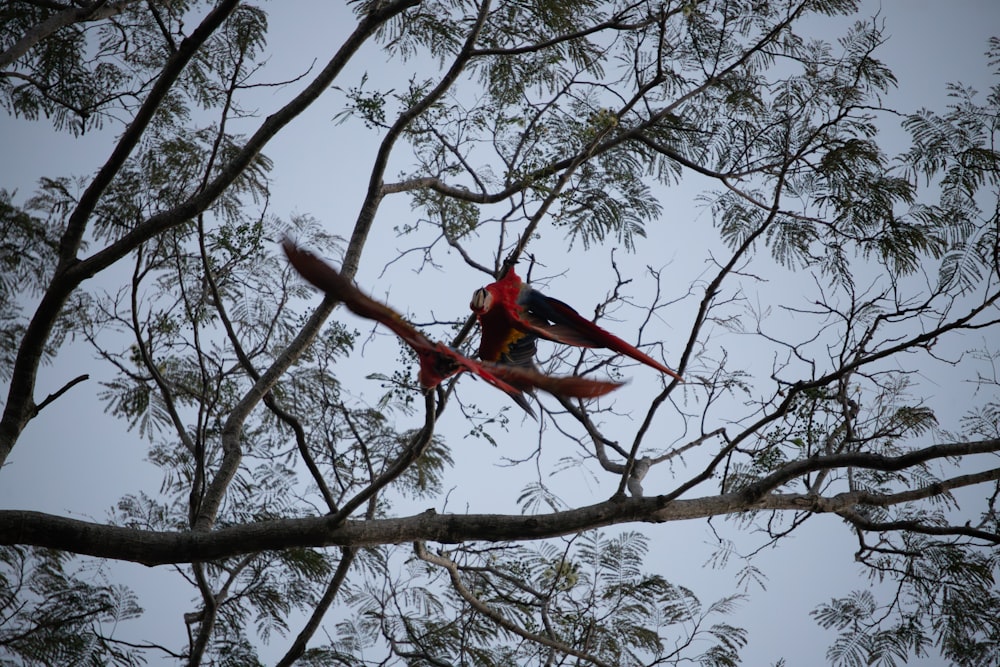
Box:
(0, 0), (420, 467)
(0, 0), (241, 465)
(0, 0), (140, 69)
(3, 438), (995, 565)
(839, 508), (1000, 544)
(741, 440), (1000, 503)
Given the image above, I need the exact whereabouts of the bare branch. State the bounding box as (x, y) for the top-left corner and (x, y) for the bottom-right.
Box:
(30, 373), (88, 417)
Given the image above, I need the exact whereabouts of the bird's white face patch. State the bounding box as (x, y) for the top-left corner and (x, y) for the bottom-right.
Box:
(470, 287), (493, 313)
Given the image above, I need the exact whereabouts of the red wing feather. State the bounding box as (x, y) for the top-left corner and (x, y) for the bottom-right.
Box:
(452, 353), (537, 416)
(484, 363), (624, 399)
(437, 345), (520, 394)
(520, 289), (684, 382)
(283, 239), (431, 351)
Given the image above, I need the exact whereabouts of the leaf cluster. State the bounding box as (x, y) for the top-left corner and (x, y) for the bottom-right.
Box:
(0, 547), (143, 666)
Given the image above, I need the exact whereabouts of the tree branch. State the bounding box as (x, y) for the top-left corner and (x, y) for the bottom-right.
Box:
(275, 547), (357, 666)
(0, 0), (241, 466)
(29, 373), (89, 417)
(414, 541), (615, 667)
(3, 438), (996, 565)
(0, 0), (140, 69)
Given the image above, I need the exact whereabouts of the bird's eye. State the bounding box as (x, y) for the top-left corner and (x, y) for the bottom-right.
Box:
(470, 288), (493, 312)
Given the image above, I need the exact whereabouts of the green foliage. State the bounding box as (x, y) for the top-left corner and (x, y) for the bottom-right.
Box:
(330, 532), (747, 666)
(0, 1), (213, 134)
(334, 73), (392, 129)
(814, 590), (914, 667)
(901, 63), (1000, 294)
(0, 547), (143, 666)
(0, 188), (59, 379)
(813, 539), (1000, 667)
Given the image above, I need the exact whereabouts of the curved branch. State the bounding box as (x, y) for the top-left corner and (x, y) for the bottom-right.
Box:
(0, 0), (421, 468)
(624, 164), (793, 499)
(182, 0), (422, 530)
(0, 0), (140, 69)
(742, 439), (1000, 503)
(838, 508), (999, 545)
(346, 0), (491, 276)
(30, 373), (88, 417)
(469, 4), (654, 58)
(327, 392), (437, 526)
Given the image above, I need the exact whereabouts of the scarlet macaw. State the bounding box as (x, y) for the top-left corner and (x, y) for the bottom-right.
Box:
(470, 268), (683, 382)
(283, 240), (623, 416)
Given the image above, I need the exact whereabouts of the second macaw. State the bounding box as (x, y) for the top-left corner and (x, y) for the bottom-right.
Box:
(283, 240), (623, 416)
(470, 268), (683, 382)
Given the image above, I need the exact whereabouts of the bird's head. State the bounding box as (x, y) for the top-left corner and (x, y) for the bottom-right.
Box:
(469, 287), (493, 314)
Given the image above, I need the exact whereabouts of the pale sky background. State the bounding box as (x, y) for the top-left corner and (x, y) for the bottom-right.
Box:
(2, 1), (999, 665)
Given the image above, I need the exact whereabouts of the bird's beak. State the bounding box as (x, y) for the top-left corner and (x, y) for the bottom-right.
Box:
(470, 288), (493, 313)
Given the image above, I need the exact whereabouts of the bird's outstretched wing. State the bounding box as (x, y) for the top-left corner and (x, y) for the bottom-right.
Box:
(472, 268), (683, 381)
(483, 363), (624, 399)
(518, 288), (683, 381)
(284, 240), (623, 417)
(283, 239), (431, 352)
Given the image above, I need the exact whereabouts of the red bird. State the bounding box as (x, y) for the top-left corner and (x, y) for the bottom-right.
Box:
(470, 268), (683, 382)
(283, 240), (623, 416)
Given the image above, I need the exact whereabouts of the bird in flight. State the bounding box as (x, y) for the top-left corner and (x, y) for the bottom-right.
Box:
(283, 240), (623, 416)
(470, 268), (682, 382)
